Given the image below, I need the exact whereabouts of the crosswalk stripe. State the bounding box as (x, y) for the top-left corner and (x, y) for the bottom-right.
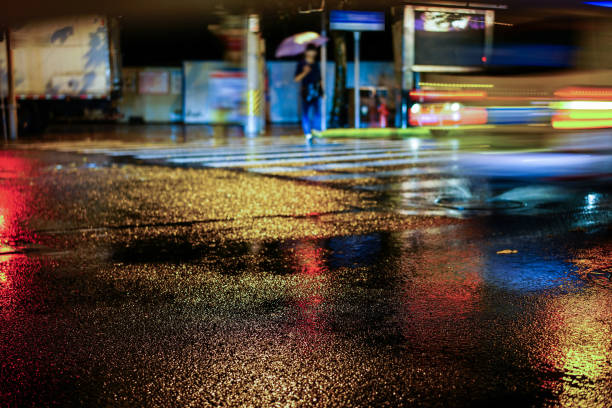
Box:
(297, 167), (446, 181)
(81, 144), (309, 156)
(128, 143), (358, 157)
(81, 141), (309, 151)
(304, 156), (454, 171)
(354, 178), (466, 192)
(32, 138), (471, 204)
(166, 147), (416, 164)
(135, 147), (350, 160)
(247, 166), (303, 174)
(82, 140), (418, 157)
(137, 143), (425, 158)
(80, 139), (437, 156)
(197, 151), (454, 168)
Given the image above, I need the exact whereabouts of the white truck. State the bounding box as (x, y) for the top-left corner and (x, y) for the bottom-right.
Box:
(0, 15), (121, 132)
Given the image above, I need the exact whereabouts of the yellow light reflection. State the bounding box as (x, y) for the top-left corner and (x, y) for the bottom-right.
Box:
(535, 291), (611, 406)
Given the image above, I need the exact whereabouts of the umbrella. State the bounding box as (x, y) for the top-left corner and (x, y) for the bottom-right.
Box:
(275, 31), (328, 58)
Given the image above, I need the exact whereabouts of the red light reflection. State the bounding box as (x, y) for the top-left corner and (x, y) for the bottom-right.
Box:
(0, 152), (45, 317)
(0, 153), (40, 244)
(397, 235), (484, 346)
(290, 239), (330, 342)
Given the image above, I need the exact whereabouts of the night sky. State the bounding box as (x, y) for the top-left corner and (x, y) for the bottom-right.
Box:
(118, 10), (578, 70)
(119, 12), (395, 67)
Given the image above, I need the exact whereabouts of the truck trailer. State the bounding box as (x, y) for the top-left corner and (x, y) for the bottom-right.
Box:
(0, 15), (121, 132)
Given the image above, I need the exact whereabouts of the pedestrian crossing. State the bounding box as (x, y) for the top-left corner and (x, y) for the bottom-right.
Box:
(27, 135), (611, 219)
(40, 138), (472, 210)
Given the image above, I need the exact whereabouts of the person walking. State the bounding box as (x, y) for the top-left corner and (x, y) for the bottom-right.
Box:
(294, 44), (323, 142)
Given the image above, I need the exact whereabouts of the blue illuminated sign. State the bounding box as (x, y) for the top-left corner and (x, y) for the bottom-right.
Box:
(584, 1), (612, 7)
(330, 10), (385, 31)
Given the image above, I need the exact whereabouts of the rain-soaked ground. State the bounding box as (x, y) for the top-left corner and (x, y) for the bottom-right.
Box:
(0, 125), (611, 407)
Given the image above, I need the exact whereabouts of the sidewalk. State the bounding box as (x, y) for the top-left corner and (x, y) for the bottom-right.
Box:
(2, 123), (305, 146)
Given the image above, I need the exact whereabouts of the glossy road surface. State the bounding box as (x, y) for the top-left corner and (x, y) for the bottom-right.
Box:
(1, 129), (610, 407)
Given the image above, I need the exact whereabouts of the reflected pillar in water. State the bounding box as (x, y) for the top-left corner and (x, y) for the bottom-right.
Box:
(0, 250), (18, 317)
(0, 153), (48, 318)
(396, 227), (485, 345)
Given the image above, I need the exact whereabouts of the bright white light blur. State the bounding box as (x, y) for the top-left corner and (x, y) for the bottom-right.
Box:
(411, 103), (421, 114)
(552, 101), (612, 110)
(585, 193), (599, 211)
(451, 17), (469, 30)
(458, 152), (609, 178)
(452, 113), (460, 121)
(409, 137), (420, 151)
(450, 102), (461, 112)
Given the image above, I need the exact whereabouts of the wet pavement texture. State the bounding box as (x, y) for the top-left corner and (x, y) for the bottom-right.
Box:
(1, 130), (611, 407)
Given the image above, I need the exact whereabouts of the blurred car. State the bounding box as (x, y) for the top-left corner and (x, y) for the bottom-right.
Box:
(409, 102), (487, 127)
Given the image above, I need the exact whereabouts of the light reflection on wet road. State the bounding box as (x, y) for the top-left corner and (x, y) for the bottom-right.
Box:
(0, 132), (611, 407)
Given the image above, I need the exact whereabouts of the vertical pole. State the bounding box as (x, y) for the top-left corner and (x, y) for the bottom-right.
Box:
(401, 6), (415, 129)
(483, 10), (494, 65)
(108, 17), (123, 95)
(320, 11), (327, 131)
(245, 14), (260, 137)
(391, 8), (404, 129)
(258, 37), (266, 134)
(353, 31), (360, 129)
(5, 29), (17, 140)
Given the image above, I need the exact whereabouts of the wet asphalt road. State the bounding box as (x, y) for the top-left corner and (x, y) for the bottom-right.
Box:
(0, 129), (611, 407)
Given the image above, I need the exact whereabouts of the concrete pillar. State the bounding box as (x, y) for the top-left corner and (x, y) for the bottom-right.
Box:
(400, 6), (415, 129)
(245, 14), (263, 137)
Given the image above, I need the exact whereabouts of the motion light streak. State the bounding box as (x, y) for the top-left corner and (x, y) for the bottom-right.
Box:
(550, 96), (612, 129)
(418, 82), (494, 89)
(410, 90), (487, 101)
(551, 101), (612, 110)
(554, 87), (612, 99)
(552, 119), (612, 129)
(552, 107), (612, 129)
(562, 110), (612, 120)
